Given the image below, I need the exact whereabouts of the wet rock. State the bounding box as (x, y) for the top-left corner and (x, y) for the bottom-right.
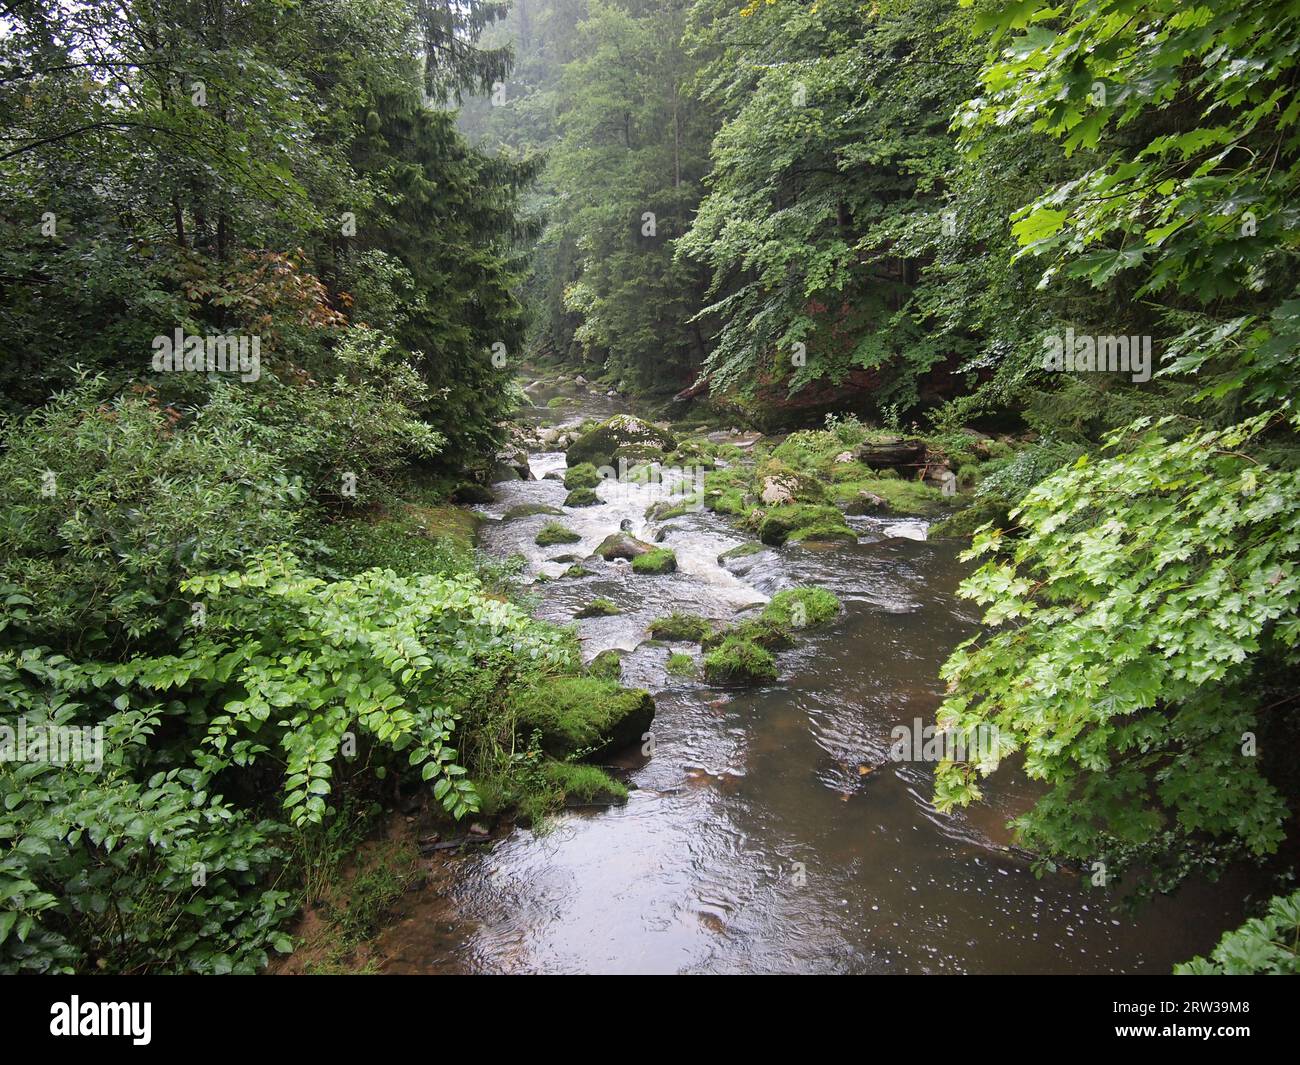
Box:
(589, 648), (625, 681)
(565, 487), (601, 507)
(489, 462), (523, 483)
(760, 475), (797, 506)
(595, 531), (654, 560)
(843, 491), (890, 516)
(631, 547), (677, 574)
(503, 503), (563, 520)
(566, 414), (676, 468)
(512, 676), (656, 759)
(451, 482), (496, 504)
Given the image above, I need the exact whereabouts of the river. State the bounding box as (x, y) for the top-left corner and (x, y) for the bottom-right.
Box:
(377, 376), (1250, 974)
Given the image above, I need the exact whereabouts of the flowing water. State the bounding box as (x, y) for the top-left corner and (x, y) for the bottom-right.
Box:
(379, 379), (1251, 974)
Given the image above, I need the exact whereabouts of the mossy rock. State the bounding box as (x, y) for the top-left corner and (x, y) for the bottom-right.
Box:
(560, 564), (593, 579)
(648, 612), (712, 642)
(575, 597), (620, 618)
(542, 761), (628, 806)
(760, 588), (840, 630)
(406, 504), (482, 548)
(718, 542), (764, 563)
(536, 521), (582, 546)
(702, 616), (795, 653)
(757, 504), (845, 546)
(565, 415), (677, 468)
(564, 462), (603, 490)
(929, 495), (1011, 539)
(631, 547), (677, 574)
(565, 487), (601, 507)
(666, 652), (696, 678)
(787, 520), (858, 544)
(513, 676), (656, 758)
(595, 531), (654, 560)
(588, 648), (625, 681)
(646, 499), (693, 521)
(702, 637), (778, 686)
(549, 553), (582, 563)
(831, 475), (944, 516)
(504, 502), (564, 520)
(451, 482), (496, 505)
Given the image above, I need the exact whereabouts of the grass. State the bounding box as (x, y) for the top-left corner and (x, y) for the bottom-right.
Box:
(666, 652), (696, 677)
(703, 636), (778, 686)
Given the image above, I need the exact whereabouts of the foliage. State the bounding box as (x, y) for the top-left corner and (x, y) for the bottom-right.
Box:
(1176, 890), (1300, 975)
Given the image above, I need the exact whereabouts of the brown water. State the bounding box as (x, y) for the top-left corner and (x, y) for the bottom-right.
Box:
(379, 379), (1250, 974)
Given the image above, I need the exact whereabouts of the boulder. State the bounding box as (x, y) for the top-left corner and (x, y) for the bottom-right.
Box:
(512, 677), (655, 758)
(594, 531), (655, 560)
(565, 414), (677, 468)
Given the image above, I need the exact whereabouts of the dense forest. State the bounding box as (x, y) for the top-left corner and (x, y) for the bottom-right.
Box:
(1, 0), (1298, 976)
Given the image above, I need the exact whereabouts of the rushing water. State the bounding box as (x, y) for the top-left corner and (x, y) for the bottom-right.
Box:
(378, 380), (1251, 974)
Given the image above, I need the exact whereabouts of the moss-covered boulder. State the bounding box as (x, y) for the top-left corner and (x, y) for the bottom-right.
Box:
(560, 564), (593, 578)
(588, 648), (625, 680)
(542, 761), (628, 807)
(703, 637), (778, 686)
(451, 482), (496, 504)
(595, 531), (654, 560)
(504, 502), (564, 520)
(575, 597), (620, 618)
(631, 547), (677, 574)
(757, 504), (850, 546)
(565, 415), (676, 468)
(564, 487), (600, 507)
(564, 462), (604, 490)
(536, 521), (582, 546)
(761, 588), (841, 630)
(648, 612), (713, 642)
(929, 495), (1011, 539)
(513, 677), (656, 758)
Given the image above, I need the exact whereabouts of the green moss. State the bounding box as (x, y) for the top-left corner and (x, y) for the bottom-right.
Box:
(564, 487), (600, 507)
(929, 495), (1012, 539)
(564, 462), (603, 490)
(718, 542), (764, 562)
(666, 652), (696, 677)
(831, 475), (944, 516)
(503, 503), (564, 520)
(560, 564), (593, 578)
(757, 504), (845, 546)
(541, 761), (628, 804)
(450, 482), (495, 504)
(512, 676), (656, 757)
(787, 520), (858, 543)
(761, 588), (840, 630)
(702, 637), (778, 686)
(546, 395), (576, 409)
(536, 521), (582, 546)
(575, 597), (620, 618)
(588, 648), (625, 680)
(648, 612), (712, 642)
(703, 616), (794, 652)
(405, 503), (482, 548)
(631, 547), (677, 574)
(565, 415), (676, 468)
